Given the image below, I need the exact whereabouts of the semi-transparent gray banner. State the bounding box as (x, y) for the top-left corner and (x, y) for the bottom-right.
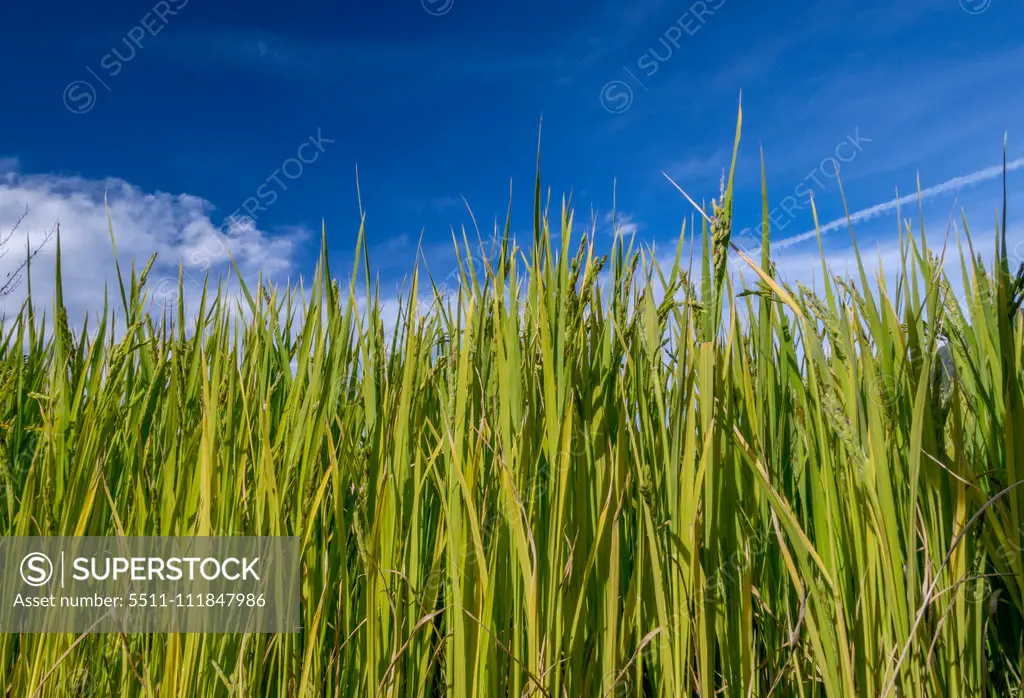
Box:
(0, 537), (300, 633)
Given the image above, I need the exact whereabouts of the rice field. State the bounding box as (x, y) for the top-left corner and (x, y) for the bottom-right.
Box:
(2, 112), (1024, 696)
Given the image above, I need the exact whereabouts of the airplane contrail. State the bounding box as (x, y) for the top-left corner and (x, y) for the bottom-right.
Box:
(772, 157), (1024, 251)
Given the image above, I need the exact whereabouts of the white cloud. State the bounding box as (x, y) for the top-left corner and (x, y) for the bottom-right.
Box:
(0, 169), (308, 335)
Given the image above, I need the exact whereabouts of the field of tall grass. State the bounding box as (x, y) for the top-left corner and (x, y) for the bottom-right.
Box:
(2, 111), (1024, 696)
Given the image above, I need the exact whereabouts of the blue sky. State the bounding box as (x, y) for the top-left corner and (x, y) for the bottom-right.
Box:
(1, 0), (1023, 324)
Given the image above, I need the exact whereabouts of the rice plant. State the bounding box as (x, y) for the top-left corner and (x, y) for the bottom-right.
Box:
(1, 108), (1023, 696)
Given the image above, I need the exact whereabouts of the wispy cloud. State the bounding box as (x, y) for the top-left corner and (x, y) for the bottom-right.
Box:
(430, 196), (465, 212)
(152, 26), (575, 89)
(665, 150), (726, 185)
(598, 211), (639, 237)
